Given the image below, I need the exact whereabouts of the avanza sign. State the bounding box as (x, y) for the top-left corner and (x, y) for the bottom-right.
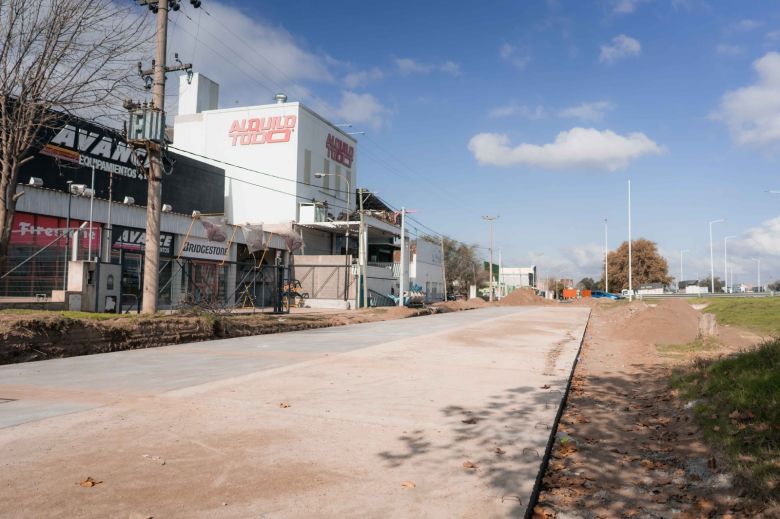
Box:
(41, 124), (146, 181)
(112, 226), (174, 257)
(326, 134), (354, 168)
(228, 115), (297, 146)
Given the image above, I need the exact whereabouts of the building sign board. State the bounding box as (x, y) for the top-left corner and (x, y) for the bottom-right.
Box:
(228, 115), (297, 146)
(111, 226), (174, 257)
(325, 133), (354, 168)
(42, 124), (146, 181)
(179, 236), (230, 261)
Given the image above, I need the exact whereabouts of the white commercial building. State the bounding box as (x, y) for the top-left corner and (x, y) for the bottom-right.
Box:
(174, 73), (356, 236)
(172, 74), (443, 308)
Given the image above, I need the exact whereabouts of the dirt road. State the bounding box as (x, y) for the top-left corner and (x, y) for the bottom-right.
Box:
(535, 300), (767, 518)
(0, 306), (589, 518)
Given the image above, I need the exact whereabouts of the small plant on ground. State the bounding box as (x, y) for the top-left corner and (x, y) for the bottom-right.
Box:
(672, 338), (780, 503)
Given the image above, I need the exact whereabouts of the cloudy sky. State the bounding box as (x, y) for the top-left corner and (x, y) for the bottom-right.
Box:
(163, 0), (780, 285)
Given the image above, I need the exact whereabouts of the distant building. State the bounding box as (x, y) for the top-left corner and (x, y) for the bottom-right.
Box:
(502, 266), (536, 289)
(685, 285), (709, 295)
(637, 282), (664, 295)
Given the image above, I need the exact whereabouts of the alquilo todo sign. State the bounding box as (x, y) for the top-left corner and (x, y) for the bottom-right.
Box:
(228, 115), (297, 146)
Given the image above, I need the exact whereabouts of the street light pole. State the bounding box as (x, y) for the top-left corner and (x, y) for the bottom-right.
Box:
(724, 235), (735, 293)
(679, 249), (689, 292)
(604, 218), (608, 293)
(709, 219), (724, 294)
(63, 181), (73, 289)
(482, 215), (499, 302)
(627, 179), (632, 299)
(752, 257), (761, 291)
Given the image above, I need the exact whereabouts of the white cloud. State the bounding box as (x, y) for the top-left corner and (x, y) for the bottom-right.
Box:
(330, 91), (391, 130)
(599, 34), (641, 64)
(766, 29), (780, 42)
(467, 127), (663, 171)
(612, 0), (649, 14)
(714, 52), (780, 147)
(170, 2), (331, 100)
(558, 100), (615, 121)
(394, 57), (461, 76)
(741, 214), (780, 257)
(500, 44), (531, 70)
(716, 44), (744, 57)
(489, 102), (546, 119)
(395, 57), (431, 75)
(735, 19), (763, 31)
(440, 60), (462, 76)
(343, 67), (384, 88)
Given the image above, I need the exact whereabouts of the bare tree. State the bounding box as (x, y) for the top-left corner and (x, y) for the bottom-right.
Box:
(0, 0), (150, 269)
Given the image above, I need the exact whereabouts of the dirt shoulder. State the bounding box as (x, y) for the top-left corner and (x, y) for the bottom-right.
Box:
(0, 299), (488, 365)
(535, 299), (773, 518)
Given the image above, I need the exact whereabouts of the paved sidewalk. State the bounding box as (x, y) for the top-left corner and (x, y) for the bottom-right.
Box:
(0, 306), (589, 518)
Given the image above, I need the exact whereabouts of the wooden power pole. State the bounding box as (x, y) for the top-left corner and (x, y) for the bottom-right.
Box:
(136, 0), (195, 313)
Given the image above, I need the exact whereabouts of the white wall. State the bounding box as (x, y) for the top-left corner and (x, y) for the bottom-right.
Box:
(173, 76), (358, 229)
(410, 239), (444, 301)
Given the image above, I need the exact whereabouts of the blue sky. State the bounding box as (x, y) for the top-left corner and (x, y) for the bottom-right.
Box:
(166, 0), (780, 285)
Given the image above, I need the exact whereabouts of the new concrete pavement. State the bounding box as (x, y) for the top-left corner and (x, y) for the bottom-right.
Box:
(0, 306), (589, 518)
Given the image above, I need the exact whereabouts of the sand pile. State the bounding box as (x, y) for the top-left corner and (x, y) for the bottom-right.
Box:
(435, 299), (488, 312)
(616, 299), (700, 345)
(499, 288), (550, 306)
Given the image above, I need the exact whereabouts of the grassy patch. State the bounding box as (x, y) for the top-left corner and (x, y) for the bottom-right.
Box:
(687, 297), (780, 335)
(0, 309), (141, 320)
(656, 337), (721, 355)
(672, 338), (780, 501)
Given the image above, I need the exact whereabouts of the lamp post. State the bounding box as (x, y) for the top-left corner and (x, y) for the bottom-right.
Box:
(708, 219), (724, 294)
(627, 179), (632, 299)
(751, 257), (761, 292)
(679, 249), (689, 293)
(604, 218), (608, 293)
(63, 181), (73, 289)
(314, 171), (351, 302)
(482, 215), (499, 302)
(724, 235), (735, 293)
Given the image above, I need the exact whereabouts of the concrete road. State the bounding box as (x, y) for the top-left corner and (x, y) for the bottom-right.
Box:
(0, 306), (589, 518)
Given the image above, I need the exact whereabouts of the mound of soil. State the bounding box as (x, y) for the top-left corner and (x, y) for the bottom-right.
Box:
(616, 299), (701, 345)
(499, 288), (550, 306)
(434, 298), (488, 312)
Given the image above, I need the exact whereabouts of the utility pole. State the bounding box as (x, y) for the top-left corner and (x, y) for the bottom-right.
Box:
(134, 1), (196, 314)
(398, 207), (406, 307)
(482, 215), (498, 302)
(358, 187), (368, 308)
(441, 236), (447, 301)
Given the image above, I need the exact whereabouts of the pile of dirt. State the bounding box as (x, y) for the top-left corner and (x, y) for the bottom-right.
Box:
(498, 288), (551, 306)
(434, 298), (488, 312)
(616, 299), (701, 345)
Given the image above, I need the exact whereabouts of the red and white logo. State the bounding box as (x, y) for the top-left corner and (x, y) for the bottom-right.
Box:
(229, 115), (297, 146)
(326, 134), (354, 168)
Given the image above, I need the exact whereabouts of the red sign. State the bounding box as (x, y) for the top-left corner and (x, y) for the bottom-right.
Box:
(326, 134), (354, 168)
(229, 115), (297, 146)
(11, 212), (101, 250)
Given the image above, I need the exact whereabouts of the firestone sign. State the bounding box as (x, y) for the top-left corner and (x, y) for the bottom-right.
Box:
(228, 115), (297, 146)
(326, 133), (354, 168)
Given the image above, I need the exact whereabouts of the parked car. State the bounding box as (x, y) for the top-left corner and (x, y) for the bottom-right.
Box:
(591, 290), (621, 300)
